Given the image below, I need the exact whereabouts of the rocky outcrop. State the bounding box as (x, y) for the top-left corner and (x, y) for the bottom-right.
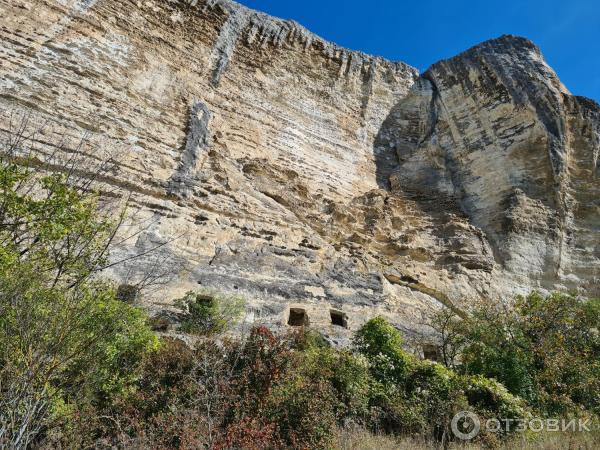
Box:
(1, 0), (599, 342)
(377, 36), (600, 299)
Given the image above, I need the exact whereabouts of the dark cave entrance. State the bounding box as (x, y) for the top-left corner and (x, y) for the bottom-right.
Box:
(330, 310), (348, 328)
(288, 308), (309, 326)
(423, 344), (440, 362)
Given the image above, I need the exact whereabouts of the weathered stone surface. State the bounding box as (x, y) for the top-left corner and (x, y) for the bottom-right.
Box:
(1, 1), (599, 342)
(378, 36), (600, 302)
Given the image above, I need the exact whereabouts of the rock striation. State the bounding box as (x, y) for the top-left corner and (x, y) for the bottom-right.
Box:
(377, 36), (600, 301)
(1, 0), (599, 342)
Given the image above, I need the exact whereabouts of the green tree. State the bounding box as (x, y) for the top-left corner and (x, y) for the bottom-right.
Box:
(459, 304), (538, 404)
(0, 139), (158, 448)
(355, 317), (527, 443)
(438, 292), (600, 416)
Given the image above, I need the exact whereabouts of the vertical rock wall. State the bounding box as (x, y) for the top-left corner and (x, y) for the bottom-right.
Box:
(1, 1), (599, 341)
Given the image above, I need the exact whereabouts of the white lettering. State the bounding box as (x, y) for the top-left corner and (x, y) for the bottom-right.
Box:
(502, 418), (514, 432)
(515, 419), (527, 432)
(486, 418), (501, 433)
(563, 419), (577, 431)
(529, 418), (544, 432)
(547, 419), (559, 432)
(579, 419), (591, 432)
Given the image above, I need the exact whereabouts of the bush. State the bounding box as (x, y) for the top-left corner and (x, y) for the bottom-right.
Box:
(407, 361), (468, 440)
(354, 317), (414, 386)
(67, 319), (535, 449)
(220, 326), (292, 449)
(174, 289), (245, 335)
(288, 336), (373, 424)
(266, 365), (338, 449)
(458, 307), (538, 405)
(462, 375), (528, 425)
(439, 292), (600, 417)
(355, 317), (529, 443)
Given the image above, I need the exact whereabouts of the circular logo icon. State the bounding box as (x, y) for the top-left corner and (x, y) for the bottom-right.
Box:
(451, 411), (481, 440)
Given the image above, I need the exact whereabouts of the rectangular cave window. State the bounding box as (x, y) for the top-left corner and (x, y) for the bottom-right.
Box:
(116, 284), (139, 303)
(423, 344), (440, 362)
(330, 310), (348, 328)
(288, 308), (309, 327)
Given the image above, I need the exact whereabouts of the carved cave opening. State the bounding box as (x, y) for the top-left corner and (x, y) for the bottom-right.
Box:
(288, 308), (309, 326)
(330, 309), (348, 328)
(116, 284), (139, 303)
(423, 344), (440, 362)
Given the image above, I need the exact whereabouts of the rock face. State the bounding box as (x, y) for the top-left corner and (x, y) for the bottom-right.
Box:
(1, 0), (599, 342)
(380, 37), (600, 300)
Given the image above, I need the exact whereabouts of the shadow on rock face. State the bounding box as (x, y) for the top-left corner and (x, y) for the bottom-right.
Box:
(373, 104), (402, 190)
(372, 78), (437, 190)
(370, 76), (499, 274)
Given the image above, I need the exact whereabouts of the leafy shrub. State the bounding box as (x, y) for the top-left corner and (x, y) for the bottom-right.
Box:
(355, 317), (529, 443)
(462, 375), (528, 425)
(68, 318), (535, 449)
(407, 361), (468, 439)
(458, 307), (538, 404)
(219, 326), (292, 449)
(174, 289), (245, 335)
(354, 316), (414, 386)
(266, 365), (338, 449)
(439, 292), (600, 417)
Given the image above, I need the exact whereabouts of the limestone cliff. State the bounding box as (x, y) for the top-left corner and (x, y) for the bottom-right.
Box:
(1, 0), (599, 342)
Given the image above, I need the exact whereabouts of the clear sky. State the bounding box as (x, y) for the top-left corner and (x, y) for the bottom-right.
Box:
(238, 0), (600, 103)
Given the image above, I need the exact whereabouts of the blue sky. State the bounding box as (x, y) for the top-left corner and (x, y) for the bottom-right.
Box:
(238, 0), (600, 102)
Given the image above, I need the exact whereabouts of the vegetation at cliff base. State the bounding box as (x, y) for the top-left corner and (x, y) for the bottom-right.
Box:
(435, 292), (600, 417)
(174, 289), (245, 336)
(0, 148), (158, 448)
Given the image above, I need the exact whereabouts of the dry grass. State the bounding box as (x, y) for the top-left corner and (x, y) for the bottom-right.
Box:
(489, 431), (600, 450)
(334, 428), (600, 450)
(335, 428), (435, 450)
